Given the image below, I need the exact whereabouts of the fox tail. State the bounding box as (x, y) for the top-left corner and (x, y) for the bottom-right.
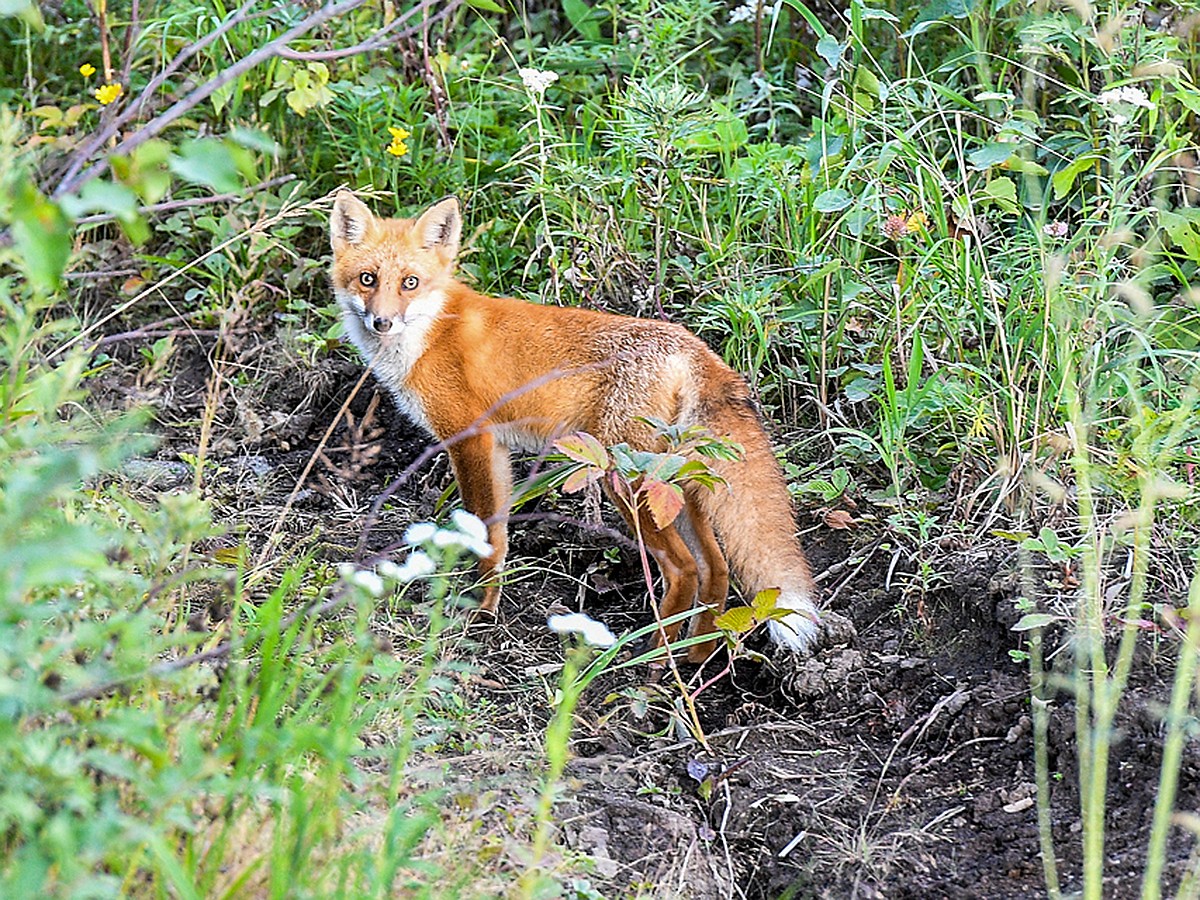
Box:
(691, 382), (820, 652)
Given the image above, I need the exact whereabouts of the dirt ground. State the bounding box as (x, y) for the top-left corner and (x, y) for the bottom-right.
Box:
(98, 336), (1199, 899)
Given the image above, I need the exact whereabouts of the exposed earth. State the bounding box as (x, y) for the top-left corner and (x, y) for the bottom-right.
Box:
(97, 333), (1199, 899)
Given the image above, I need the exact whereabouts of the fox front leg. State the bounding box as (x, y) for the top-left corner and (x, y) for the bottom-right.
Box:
(446, 432), (512, 613)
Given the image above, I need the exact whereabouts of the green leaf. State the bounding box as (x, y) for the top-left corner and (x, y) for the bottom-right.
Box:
(228, 126), (280, 155)
(111, 139), (172, 205)
(61, 179), (140, 220)
(676, 101), (748, 155)
(562, 0), (601, 40)
(816, 35), (843, 69)
(814, 188), (853, 213)
(1051, 154), (1100, 199)
(778, 0), (828, 38)
(967, 142), (1016, 170)
(904, 0), (976, 36)
(983, 176), (1018, 213)
(9, 180), (71, 291)
(855, 66), (882, 99)
(61, 179), (149, 245)
(752, 588), (782, 616)
(858, 3), (898, 20)
(169, 139), (244, 192)
(1012, 613), (1056, 632)
(466, 0), (505, 10)
(715, 607), (756, 635)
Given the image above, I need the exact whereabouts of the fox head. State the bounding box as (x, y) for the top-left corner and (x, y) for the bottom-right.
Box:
(329, 192), (462, 337)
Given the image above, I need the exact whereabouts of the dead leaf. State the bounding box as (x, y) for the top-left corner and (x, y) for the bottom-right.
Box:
(822, 508), (857, 529)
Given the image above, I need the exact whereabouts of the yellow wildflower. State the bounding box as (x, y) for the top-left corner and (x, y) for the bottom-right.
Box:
(94, 82), (123, 105)
(79, 63), (96, 78)
(905, 210), (929, 233)
(386, 126), (410, 158)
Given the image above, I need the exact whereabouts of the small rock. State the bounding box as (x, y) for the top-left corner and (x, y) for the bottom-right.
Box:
(820, 609), (857, 645)
(120, 458), (191, 490)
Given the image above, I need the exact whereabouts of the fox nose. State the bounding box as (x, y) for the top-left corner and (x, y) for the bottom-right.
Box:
(366, 313), (394, 334)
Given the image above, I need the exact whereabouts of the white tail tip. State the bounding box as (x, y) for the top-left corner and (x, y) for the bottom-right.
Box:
(766, 590), (820, 653)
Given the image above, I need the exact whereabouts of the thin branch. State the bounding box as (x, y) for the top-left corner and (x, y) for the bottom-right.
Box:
(96, 328), (220, 347)
(277, 0), (462, 61)
(56, 0), (366, 197)
(54, 0), (261, 196)
(73, 174), (297, 226)
(54, 0), (458, 198)
(119, 0), (142, 87)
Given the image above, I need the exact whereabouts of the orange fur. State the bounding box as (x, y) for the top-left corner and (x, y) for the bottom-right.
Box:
(329, 192), (821, 657)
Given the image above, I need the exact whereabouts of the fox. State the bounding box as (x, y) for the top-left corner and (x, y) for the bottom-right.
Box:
(328, 191), (821, 660)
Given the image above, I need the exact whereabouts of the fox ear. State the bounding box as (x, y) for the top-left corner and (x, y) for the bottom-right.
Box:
(331, 191), (374, 248)
(414, 197), (462, 257)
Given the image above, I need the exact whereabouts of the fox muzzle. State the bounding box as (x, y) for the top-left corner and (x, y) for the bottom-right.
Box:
(365, 312), (399, 334)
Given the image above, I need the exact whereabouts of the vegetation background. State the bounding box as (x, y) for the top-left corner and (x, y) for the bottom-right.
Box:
(2, 0), (1200, 896)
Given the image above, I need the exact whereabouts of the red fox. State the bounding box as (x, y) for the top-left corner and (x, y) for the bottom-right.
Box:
(329, 192), (820, 660)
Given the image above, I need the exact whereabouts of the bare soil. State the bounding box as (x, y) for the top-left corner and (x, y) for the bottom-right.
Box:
(100, 336), (1199, 899)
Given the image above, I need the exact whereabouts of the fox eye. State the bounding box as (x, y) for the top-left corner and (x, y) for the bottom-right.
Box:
(359, 271), (376, 287)
(401, 274), (419, 291)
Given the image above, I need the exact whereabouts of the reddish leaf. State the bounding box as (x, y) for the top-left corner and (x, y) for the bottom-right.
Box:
(553, 432), (609, 469)
(642, 479), (684, 529)
(562, 466), (601, 494)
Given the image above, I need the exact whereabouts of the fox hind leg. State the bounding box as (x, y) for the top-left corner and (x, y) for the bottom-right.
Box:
(675, 493), (730, 662)
(609, 491), (703, 655)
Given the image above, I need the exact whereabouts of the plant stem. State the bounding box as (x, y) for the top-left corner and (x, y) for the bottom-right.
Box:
(1142, 571), (1200, 898)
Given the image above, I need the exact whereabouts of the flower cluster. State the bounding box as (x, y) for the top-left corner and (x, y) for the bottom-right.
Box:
(386, 126), (410, 158)
(1096, 85), (1154, 124)
(548, 612), (617, 648)
(728, 0), (758, 24)
(94, 82), (123, 105)
(404, 509), (493, 558)
(519, 67), (559, 95)
(337, 510), (494, 598)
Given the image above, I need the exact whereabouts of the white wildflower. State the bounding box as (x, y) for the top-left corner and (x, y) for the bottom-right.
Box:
(348, 568), (385, 597)
(452, 509), (488, 544)
(1097, 85), (1154, 109)
(432, 522), (493, 559)
(728, 0), (758, 24)
(393, 550), (436, 582)
(548, 612), (617, 649)
(404, 522), (438, 546)
(1097, 85), (1155, 124)
(519, 67), (559, 95)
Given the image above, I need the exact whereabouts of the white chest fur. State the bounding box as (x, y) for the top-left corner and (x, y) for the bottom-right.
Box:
(335, 290), (445, 436)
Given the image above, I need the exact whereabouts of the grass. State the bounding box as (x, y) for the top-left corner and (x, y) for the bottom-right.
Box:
(3, 0), (1200, 895)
